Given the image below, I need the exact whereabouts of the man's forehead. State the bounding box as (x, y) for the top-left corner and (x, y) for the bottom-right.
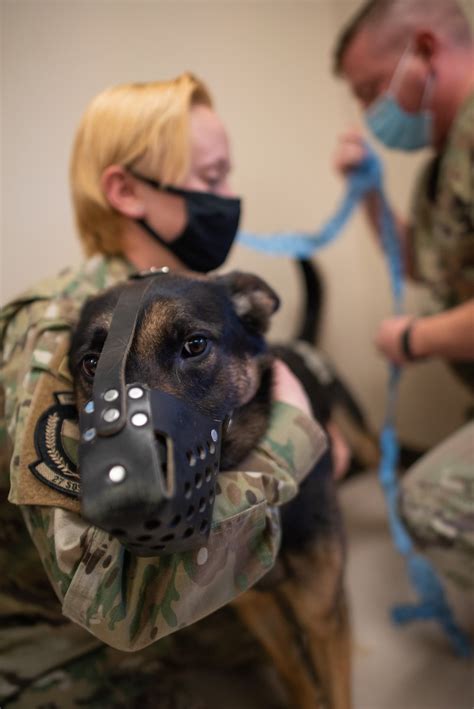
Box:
(341, 26), (397, 85)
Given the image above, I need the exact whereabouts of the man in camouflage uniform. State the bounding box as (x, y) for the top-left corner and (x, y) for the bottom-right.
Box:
(0, 75), (327, 707)
(333, 0), (474, 590)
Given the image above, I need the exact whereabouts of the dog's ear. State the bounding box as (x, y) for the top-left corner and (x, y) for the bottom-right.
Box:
(215, 271), (280, 334)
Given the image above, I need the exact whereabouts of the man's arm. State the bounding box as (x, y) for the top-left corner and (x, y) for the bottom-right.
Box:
(374, 300), (474, 365)
(410, 300), (474, 360)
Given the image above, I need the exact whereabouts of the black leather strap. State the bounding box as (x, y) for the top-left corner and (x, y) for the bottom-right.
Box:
(92, 276), (156, 436)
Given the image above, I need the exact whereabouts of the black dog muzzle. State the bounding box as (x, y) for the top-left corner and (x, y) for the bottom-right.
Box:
(79, 269), (224, 556)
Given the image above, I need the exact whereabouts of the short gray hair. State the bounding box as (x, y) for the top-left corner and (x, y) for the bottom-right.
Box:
(333, 0), (473, 74)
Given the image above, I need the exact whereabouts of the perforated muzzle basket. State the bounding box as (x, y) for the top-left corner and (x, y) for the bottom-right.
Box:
(79, 385), (222, 555)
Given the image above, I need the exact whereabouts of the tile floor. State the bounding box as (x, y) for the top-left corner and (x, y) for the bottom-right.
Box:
(177, 470), (474, 709)
(340, 471), (474, 709)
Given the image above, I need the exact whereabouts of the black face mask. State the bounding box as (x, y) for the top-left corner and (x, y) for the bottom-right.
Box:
(130, 170), (241, 272)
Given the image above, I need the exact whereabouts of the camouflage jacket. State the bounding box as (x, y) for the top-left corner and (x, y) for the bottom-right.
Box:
(411, 91), (474, 388)
(0, 254), (327, 702)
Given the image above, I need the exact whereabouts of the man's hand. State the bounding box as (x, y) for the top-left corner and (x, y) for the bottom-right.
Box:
(374, 315), (416, 365)
(333, 128), (369, 177)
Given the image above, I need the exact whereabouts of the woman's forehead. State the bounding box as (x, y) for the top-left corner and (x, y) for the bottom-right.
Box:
(189, 104), (231, 169)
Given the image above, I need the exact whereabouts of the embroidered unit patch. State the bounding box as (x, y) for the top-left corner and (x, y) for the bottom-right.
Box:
(29, 392), (80, 497)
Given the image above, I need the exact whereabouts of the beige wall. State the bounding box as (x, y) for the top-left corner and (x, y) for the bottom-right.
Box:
(1, 0), (471, 447)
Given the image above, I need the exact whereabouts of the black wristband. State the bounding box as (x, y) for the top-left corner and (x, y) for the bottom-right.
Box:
(400, 319), (417, 361)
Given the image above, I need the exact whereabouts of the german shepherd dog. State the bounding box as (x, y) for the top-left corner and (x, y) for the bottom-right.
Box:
(69, 269), (351, 709)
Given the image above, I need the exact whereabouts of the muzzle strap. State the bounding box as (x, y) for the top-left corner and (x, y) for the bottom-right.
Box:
(92, 275), (157, 436)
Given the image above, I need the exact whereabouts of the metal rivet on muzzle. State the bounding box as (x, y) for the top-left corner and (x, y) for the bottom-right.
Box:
(84, 400), (94, 414)
(128, 386), (144, 400)
(131, 412), (148, 427)
(108, 465), (127, 483)
(211, 429), (218, 442)
(83, 427), (96, 442)
(103, 408), (120, 423)
(104, 389), (119, 402)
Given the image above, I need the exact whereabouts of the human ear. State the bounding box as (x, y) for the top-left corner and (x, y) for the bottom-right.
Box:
(413, 30), (439, 64)
(101, 165), (146, 219)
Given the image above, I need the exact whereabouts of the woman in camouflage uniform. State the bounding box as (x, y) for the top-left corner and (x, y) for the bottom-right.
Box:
(333, 0), (474, 592)
(0, 74), (327, 708)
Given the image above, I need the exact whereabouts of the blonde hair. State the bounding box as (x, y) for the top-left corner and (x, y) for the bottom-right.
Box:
(70, 73), (213, 256)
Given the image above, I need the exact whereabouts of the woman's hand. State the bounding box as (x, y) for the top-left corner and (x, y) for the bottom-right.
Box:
(272, 359), (313, 418)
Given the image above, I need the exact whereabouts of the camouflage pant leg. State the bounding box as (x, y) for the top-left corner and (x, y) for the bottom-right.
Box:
(4, 607), (287, 709)
(399, 422), (474, 591)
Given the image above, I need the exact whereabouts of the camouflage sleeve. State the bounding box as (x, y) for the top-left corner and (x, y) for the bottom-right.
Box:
(19, 403), (325, 652)
(3, 307), (327, 652)
(411, 95), (474, 303)
(0, 384), (12, 483)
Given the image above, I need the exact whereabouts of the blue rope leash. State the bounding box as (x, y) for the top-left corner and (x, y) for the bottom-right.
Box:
(238, 149), (472, 657)
(238, 149), (383, 258)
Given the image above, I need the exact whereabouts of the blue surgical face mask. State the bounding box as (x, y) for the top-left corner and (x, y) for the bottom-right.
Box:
(365, 46), (434, 151)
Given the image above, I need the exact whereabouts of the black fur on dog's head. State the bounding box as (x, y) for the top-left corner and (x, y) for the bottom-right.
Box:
(69, 271), (280, 469)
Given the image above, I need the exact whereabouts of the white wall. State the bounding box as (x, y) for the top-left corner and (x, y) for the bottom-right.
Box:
(1, 0), (471, 447)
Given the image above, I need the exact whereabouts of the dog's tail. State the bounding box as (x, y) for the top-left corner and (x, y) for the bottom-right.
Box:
(291, 258), (381, 473)
(296, 259), (324, 344)
(294, 257), (376, 429)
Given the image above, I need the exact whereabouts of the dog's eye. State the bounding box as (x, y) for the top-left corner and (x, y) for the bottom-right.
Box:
(81, 353), (99, 379)
(182, 336), (208, 358)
